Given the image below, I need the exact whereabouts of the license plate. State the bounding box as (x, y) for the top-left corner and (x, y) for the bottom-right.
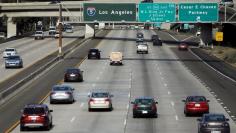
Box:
(70, 74), (75, 77)
(29, 116), (37, 120)
(195, 104), (200, 107)
(211, 131), (221, 133)
(95, 101), (104, 104)
(142, 111), (148, 114)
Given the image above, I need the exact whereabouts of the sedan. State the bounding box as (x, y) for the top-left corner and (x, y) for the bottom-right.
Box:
(131, 97), (158, 118)
(88, 48), (101, 59)
(198, 113), (230, 133)
(64, 68), (83, 82)
(183, 96), (209, 116)
(88, 91), (113, 111)
(178, 43), (189, 51)
(5, 55), (23, 68)
(50, 84), (75, 104)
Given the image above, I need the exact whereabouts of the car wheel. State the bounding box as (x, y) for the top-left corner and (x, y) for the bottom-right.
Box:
(133, 114), (137, 118)
(20, 126), (26, 131)
(45, 125), (50, 131)
(50, 100), (54, 104)
(154, 113), (158, 118)
(88, 108), (92, 112)
(64, 78), (68, 82)
(88, 56), (91, 59)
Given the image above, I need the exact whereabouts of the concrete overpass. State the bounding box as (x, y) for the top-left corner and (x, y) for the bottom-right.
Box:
(1, 1), (236, 43)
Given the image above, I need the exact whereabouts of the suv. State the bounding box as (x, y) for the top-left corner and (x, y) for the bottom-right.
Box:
(5, 55), (23, 68)
(137, 42), (148, 54)
(34, 31), (44, 40)
(49, 26), (56, 35)
(109, 52), (123, 65)
(3, 48), (17, 58)
(131, 97), (158, 118)
(88, 48), (101, 59)
(20, 104), (53, 131)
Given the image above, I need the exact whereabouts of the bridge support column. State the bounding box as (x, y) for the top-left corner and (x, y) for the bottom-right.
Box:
(7, 17), (17, 38)
(85, 24), (94, 38)
(200, 23), (212, 46)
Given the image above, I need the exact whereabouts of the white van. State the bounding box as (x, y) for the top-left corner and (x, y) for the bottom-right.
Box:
(109, 52), (123, 65)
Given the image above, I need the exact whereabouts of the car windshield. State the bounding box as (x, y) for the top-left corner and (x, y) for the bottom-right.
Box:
(205, 115), (225, 122)
(5, 49), (15, 52)
(35, 31), (42, 34)
(24, 107), (45, 114)
(135, 99), (153, 105)
(7, 56), (20, 59)
(187, 96), (206, 102)
(92, 93), (109, 98)
(53, 86), (70, 91)
(50, 27), (56, 30)
(67, 69), (80, 73)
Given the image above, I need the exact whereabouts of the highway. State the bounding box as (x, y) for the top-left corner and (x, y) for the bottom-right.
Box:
(4, 29), (236, 132)
(0, 27), (84, 84)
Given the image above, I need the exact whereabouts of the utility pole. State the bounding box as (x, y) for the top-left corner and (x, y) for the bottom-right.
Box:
(58, 3), (63, 58)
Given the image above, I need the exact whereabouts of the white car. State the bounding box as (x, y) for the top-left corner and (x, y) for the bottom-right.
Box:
(88, 91), (113, 111)
(65, 27), (73, 33)
(34, 31), (44, 40)
(137, 43), (148, 54)
(3, 48), (17, 58)
(49, 26), (56, 35)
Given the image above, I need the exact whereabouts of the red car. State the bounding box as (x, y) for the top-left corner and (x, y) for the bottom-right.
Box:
(20, 104), (53, 131)
(182, 96), (209, 116)
(178, 43), (188, 51)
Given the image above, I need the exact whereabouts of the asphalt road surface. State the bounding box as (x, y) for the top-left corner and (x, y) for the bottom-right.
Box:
(8, 29), (236, 133)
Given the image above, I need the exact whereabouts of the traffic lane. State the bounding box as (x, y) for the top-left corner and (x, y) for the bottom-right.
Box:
(0, 31), (108, 132)
(171, 47), (236, 120)
(12, 30), (131, 133)
(125, 31), (236, 133)
(0, 29), (83, 83)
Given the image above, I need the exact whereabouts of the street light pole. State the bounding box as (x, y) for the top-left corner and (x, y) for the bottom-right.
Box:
(58, 3), (63, 58)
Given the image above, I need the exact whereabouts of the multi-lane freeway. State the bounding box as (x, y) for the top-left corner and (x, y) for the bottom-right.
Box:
(0, 29), (235, 132)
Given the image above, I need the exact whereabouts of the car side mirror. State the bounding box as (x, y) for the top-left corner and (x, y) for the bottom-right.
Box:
(110, 94), (114, 97)
(81, 71), (84, 73)
(207, 100), (210, 102)
(72, 88), (75, 91)
(131, 101), (135, 104)
(155, 101), (158, 104)
(88, 93), (91, 97)
(50, 110), (53, 112)
(226, 118), (229, 121)
(182, 100), (186, 102)
(197, 118), (202, 121)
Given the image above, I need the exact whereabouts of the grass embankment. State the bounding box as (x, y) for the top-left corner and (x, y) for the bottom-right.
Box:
(203, 46), (236, 68)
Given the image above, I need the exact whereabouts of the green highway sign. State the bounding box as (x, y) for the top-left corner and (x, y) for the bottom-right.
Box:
(138, 3), (176, 22)
(178, 3), (218, 22)
(83, 3), (136, 21)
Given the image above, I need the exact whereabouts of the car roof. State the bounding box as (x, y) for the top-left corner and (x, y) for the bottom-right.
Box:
(89, 48), (99, 51)
(187, 95), (206, 98)
(5, 48), (15, 50)
(66, 68), (80, 71)
(24, 104), (47, 108)
(53, 84), (72, 88)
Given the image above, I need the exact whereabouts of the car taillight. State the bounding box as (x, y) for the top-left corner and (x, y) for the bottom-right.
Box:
(186, 102), (195, 107)
(89, 99), (94, 103)
(152, 104), (157, 110)
(133, 104), (138, 110)
(202, 123), (208, 127)
(223, 123), (229, 127)
(65, 92), (71, 95)
(105, 99), (110, 102)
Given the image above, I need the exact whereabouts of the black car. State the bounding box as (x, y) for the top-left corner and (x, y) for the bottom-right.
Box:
(153, 39), (162, 46)
(136, 32), (144, 38)
(197, 113), (230, 133)
(20, 104), (53, 131)
(64, 68), (83, 82)
(88, 48), (101, 59)
(151, 35), (159, 41)
(131, 97), (158, 118)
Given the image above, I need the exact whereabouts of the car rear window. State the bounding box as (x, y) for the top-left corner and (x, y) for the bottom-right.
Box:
(90, 49), (98, 52)
(187, 96), (206, 102)
(24, 107), (45, 114)
(53, 86), (70, 91)
(205, 115), (225, 122)
(66, 69), (80, 73)
(135, 99), (153, 105)
(92, 93), (109, 98)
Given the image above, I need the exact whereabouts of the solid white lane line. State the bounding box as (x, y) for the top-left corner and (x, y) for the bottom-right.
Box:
(182, 35), (195, 41)
(128, 93), (131, 98)
(80, 103), (84, 108)
(175, 115), (179, 121)
(190, 49), (236, 83)
(127, 104), (129, 110)
(70, 117), (76, 123)
(124, 119), (127, 126)
(165, 32), (179, 41)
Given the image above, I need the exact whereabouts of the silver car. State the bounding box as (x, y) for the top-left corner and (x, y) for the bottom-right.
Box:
(5, 55), (23, 68)
(88, 91), (113, 111)
(50, 84), (75, 104)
